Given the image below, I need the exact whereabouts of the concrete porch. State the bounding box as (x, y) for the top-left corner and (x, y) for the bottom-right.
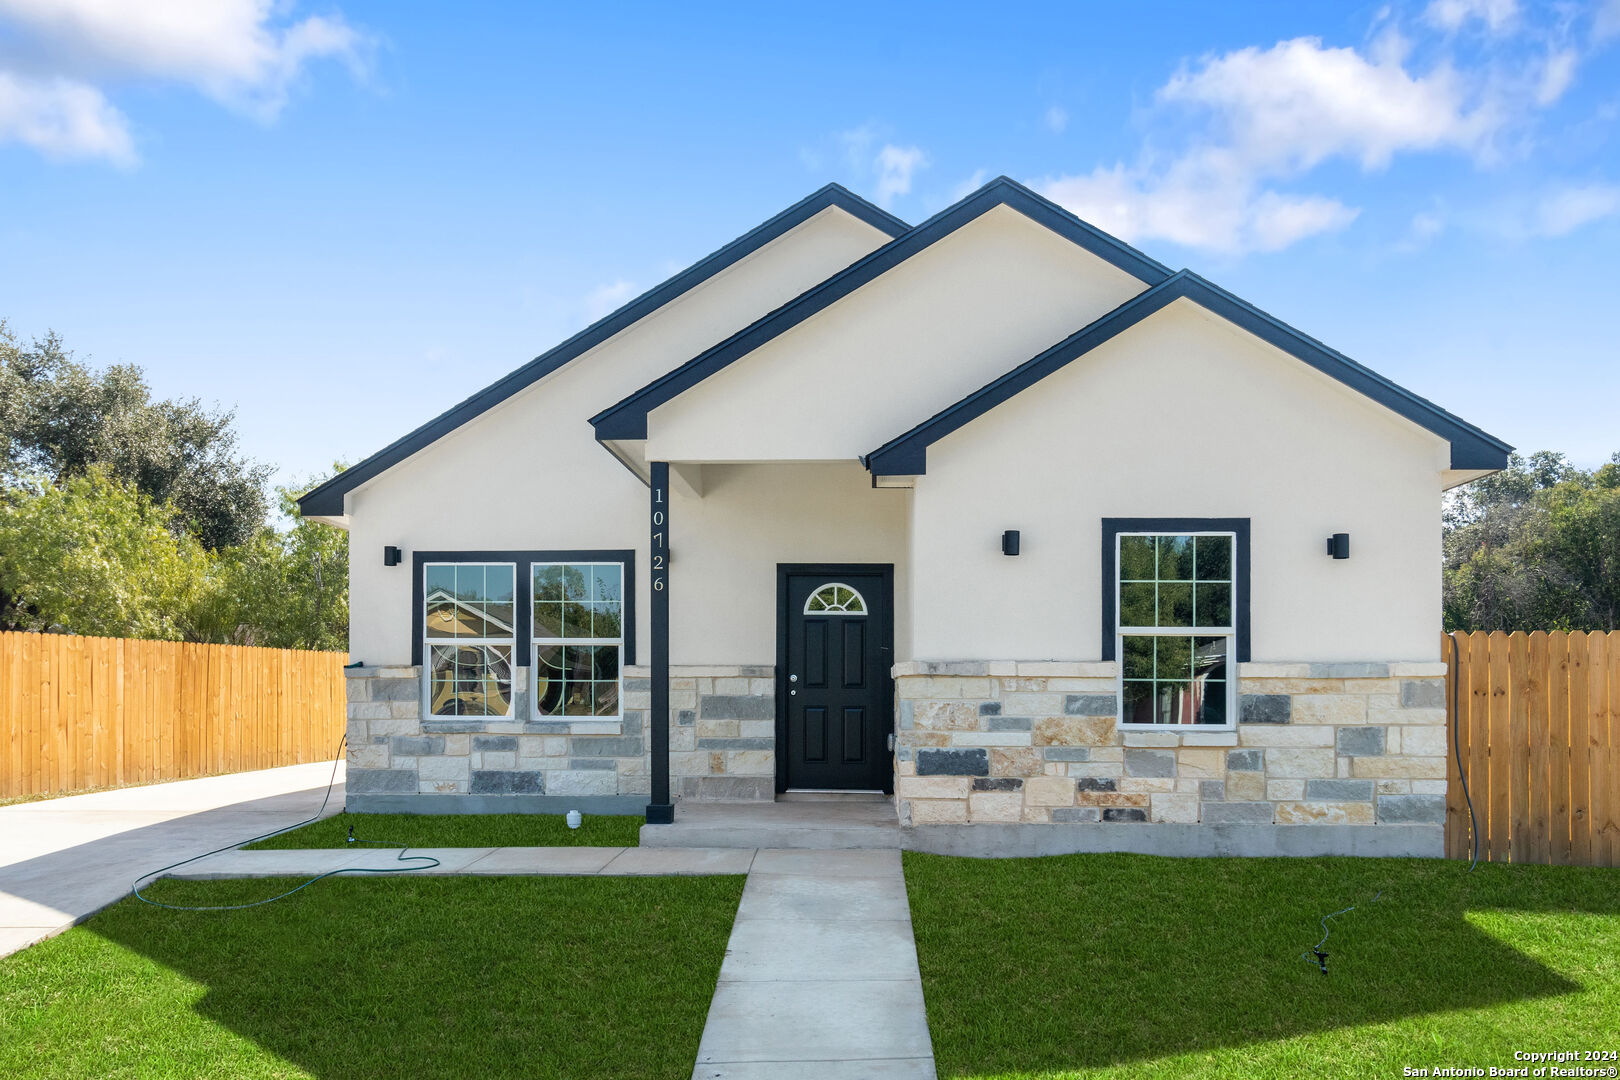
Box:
(640, 798), (901, 850)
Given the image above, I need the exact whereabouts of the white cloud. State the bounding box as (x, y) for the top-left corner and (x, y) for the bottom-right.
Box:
(0, 0), (366, 117)
(0, 70), (133, 163)
(1535, 48), (1578, 105)
(874, 144), (927, 207)
(1598, 0), (1620, 42)
(1423, 0), (1519, 33)
(581, 279), (639, 323)
(949, 169), (989, 202)
(1044, 105), (1068, 134)
(1041, 152), (1359, 254)
(1157, 36), (1497, 170)
(1410, 209), (1446, 241)
(1033, 30), (1565, 254)
(0, 0), (366, 162)
(1532, 183), (1620, 235)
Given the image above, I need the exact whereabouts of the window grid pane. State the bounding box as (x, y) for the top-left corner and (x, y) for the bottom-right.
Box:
(531, 561), (624, 720)
(1118, 533), (1234, 632)
(424, 564), (515, 717)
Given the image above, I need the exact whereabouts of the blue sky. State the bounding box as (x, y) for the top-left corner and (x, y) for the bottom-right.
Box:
(2, 0), (1617, 492)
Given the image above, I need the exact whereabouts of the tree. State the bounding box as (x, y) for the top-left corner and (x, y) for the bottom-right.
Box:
(1444, 451), (1620, 631)
(196, 472), (349, 651)
(0, 469), (211, 638)
(0, 320), (269, 550)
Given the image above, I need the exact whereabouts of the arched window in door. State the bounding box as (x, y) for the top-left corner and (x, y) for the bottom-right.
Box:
(804, 583), (867, 615)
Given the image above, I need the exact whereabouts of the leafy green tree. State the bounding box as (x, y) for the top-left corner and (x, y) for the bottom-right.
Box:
(197, 472), (349, 651)
(1444, 451), (1620, 631)
(0, 320), (269, 550)
(0, 469), (211, 638)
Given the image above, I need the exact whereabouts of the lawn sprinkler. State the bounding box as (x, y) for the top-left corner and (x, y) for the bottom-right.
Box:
(566, 809), (583, 829)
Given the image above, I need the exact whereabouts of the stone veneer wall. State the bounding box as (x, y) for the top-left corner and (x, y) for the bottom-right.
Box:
(344, 664), (776, 809)
(893, 661), (1449, 831)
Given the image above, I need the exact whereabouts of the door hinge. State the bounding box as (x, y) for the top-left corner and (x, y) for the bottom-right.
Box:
(887, 733), (896, 752)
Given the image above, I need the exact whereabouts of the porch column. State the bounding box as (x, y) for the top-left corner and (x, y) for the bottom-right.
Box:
(646, 461), (674, 824)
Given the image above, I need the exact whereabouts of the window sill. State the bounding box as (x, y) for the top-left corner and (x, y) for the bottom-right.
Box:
(1121, 728), (1238, 747)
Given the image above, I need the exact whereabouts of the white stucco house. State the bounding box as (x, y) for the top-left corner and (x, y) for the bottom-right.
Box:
(302, 177), (1510, 857)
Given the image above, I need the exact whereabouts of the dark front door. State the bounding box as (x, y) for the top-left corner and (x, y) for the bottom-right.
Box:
(778, 566), (893, 793)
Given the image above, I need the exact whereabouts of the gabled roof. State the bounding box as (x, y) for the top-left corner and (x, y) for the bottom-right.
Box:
(589, 176), (1174, 442)
(862, 270), (1514, 476)
(298, 184), (909, 517)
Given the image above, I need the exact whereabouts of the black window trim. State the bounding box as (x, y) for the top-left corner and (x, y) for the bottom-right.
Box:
(1100, 519), (1250, 663)
(411, 549), (637, 668)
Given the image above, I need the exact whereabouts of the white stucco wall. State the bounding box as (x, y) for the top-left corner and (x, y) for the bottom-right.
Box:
(642, 204), (1149, 463)
(668, 463), (909, 665)
(908, 299), (1450, 663)
(345, 206), (893, 665)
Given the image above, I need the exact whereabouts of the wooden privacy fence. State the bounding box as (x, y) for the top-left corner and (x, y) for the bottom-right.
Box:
(1444, 630), (1620, 867)
(0, 631), (347, 800)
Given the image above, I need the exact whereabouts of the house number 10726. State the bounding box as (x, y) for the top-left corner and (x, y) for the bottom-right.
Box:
(651, 481), (667, 591)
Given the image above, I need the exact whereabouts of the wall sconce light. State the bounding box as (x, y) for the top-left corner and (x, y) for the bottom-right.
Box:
(1002, 530), (1021, 556)
(383, 545), (402, 567)
(1326, 533), (1350, 560)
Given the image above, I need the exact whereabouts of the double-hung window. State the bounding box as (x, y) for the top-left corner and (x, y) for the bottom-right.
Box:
(424, 562), (516, 717)
(1116, 532), (1235, 726)
(532, 562), (623, 719)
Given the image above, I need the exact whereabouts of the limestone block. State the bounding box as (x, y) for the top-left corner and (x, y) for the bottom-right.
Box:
(914, 701), (981, 731)
(547, 770), (616, 796)
(348, 742), (389, 769)
(1032, 716), (1115, 746)
(910, 799), (969, 825)
(989, 747), (1044, 777)
(725, 750), (774, 776)
(443, 734), (471, 756)
(1076, 792), (1149, 808)
(1399, 725), (1448, 756)
(1265, 748), (1336, 778)
(1020, 806), (1053, 824)
(697, 718), (741, 739)
(1177, 748), (1226, 778)
(900, 777), (973, 800)
(1239, 725), (1334, 747)
(968, 792), (1023, 822)
(1377, 779), (1411, 794)
(1266, 779), (1305, 801)
(1275, 801), (1374, 825)
(1151, 793), (1200, 823)
(1412, 779), (1448, 795)
(1022, 776), (1076, 807)
(1352, 755), (1447, 779)
(418, 756), (470, 781)
(1003, 693), (1068, 716)
(1118, 777), (1175, 793)
(1290, 695), (1369, 726)
(1226, 770), (1266, 801)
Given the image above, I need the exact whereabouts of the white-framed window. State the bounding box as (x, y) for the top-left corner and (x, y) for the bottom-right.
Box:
(1116, 532), (1234, 727)
(804, 582), (867, 615)
(423, 562), (516, 717)
(532, 561), (624, 719)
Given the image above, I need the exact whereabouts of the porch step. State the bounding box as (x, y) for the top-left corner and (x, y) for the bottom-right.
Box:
(777, 790), (889, 804)
(639, 799), (901, 850)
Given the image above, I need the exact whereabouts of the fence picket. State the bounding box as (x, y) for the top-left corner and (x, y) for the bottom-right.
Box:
(1446, 629), (1618, 867)
(0, 633), (347, 800)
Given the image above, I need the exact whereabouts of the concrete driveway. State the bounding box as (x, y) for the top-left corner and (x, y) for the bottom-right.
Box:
(0, 761), (345, 957)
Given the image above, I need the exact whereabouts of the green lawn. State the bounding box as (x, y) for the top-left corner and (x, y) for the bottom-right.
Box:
(0, 874), (742, 1080)
(905, 852), (1620, 1080)
(245, 811), (643, 849)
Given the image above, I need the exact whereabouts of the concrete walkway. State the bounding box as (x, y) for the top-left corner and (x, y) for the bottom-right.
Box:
(0, 760), (346, 957)
(173, 845), (756, 878)
(693, 848), (936, 1080)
